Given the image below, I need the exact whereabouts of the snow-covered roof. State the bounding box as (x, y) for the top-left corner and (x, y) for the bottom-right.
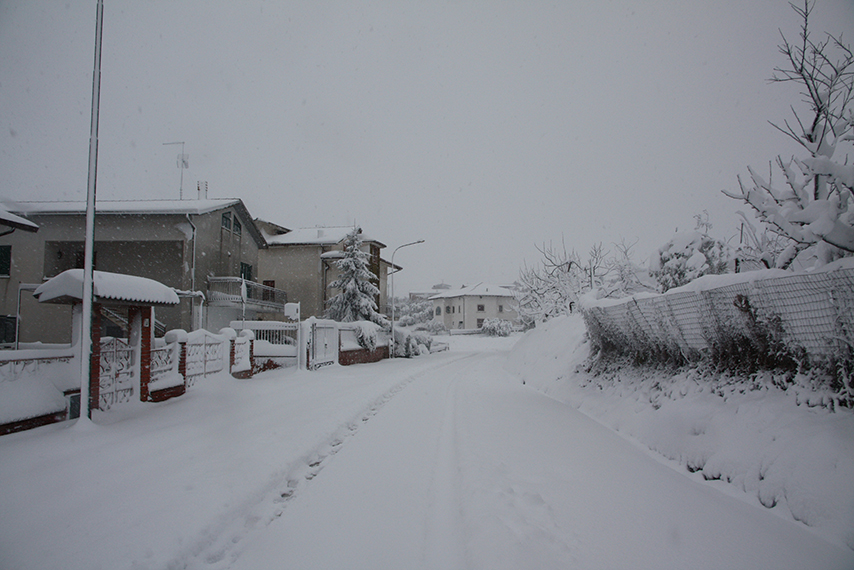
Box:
(429, 282), (515, 300)
(11, 198), (267, 249)
(12, 198), (242, 216)
(34, 269), (180, 306)
(0, 204), (38, 232)
(265, 226), (385, 248)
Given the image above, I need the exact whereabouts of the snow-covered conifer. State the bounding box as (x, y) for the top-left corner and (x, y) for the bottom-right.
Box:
(326, 227), (388, 326)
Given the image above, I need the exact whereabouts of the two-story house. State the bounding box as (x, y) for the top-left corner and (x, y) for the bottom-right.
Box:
(2, 199), (287, 344)
(256, 222), (394, 319)
(430, 282), (518, 330)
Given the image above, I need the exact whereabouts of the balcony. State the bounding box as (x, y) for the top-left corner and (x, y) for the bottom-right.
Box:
(206, 277), (287, 312)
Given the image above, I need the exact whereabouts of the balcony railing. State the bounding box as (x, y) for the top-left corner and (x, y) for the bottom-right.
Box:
(207, 277), (287, 311)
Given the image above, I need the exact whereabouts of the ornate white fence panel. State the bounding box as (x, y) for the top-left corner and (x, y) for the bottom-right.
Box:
(99, 337), (135, 410)
(150, 345), (176, 385)
(185, 334), (225, 386)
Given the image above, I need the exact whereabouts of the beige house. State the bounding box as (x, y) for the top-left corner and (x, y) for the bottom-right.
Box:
(1, 199), (287, 344)
(430, 283), (518, 330)
(256, 222), (395, 320)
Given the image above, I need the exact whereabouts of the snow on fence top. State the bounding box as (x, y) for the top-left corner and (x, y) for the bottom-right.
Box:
(580, 258), (854, 368)
(34, 269), (180, 306)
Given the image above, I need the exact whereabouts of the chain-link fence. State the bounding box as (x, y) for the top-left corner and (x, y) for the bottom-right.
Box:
(582, 267), (854, 395)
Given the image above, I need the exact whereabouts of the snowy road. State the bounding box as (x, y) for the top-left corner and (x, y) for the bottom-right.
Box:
(2, 337), (852, 570)
(222, 349), (852, 570)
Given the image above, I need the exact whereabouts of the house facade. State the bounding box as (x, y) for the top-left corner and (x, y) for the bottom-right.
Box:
(1, 199), (287, 344)
(256, 223), (393, 320)
(430, 283), (518, 330)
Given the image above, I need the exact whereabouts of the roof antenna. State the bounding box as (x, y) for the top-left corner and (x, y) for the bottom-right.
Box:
(163, 141), (187, 199)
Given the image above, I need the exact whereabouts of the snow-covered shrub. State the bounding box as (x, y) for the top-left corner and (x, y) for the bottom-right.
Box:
(481, 318), (514, 337)
(415, 320), (447, 335)
(353, 321), (381, 352)
(392, 327), (431, 357)
(649, 230), (729, 292)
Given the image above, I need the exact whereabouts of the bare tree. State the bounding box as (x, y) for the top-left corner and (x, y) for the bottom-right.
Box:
(724, 1), (854, 268)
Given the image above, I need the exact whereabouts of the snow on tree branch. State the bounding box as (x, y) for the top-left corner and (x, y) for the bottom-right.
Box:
(724, 0), (854, 268)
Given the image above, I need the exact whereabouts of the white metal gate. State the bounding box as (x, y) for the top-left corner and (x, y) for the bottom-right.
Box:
(309, 322), (337, 370)
(99, 337), (135, 410)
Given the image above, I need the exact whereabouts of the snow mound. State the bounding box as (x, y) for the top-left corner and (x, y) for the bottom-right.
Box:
(506, 314), (854, 550)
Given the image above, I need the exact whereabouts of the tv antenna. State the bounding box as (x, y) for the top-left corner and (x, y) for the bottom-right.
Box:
(163, 141), (188, 199)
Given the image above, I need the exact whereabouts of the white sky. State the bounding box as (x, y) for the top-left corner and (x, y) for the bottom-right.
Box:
(1, 0), (853, 294)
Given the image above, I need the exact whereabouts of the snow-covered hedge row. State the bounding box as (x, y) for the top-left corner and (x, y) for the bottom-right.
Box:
(481, 318), (514, 337)
(506, 315), (854, 551)
(581, 260), (854, 405)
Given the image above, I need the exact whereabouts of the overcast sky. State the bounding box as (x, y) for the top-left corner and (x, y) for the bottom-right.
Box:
(2, 0), (853, 294)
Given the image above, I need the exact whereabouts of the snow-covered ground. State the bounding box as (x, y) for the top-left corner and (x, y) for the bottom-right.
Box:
(1, 326), (852, 570)
(507, 314), (854, 553)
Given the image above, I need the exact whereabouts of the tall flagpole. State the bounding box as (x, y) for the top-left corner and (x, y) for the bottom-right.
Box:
(80, 0), (104, 422)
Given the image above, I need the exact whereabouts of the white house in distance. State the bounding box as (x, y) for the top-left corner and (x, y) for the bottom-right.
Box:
(430, 283), (518, 330)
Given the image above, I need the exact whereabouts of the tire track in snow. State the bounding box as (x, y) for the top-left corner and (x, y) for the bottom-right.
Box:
(422, 360), (468, 569)
(172, 352), (478, 570)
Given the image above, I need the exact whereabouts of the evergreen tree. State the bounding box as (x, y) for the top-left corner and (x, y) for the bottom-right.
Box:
(326, 227), (388, 325)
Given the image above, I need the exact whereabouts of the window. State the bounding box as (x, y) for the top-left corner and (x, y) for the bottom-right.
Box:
(498, 305), (504, 313)
(0, 245), (10, 277)
(477, 304), (485, 312)
(445, 306), (450, 314)
(477, 318), (484, 328)
(262, 280), (275, 301)
(0, 315), (15, 343)
(233, 218), (242, 236)
(435, 307), (441, 316)
(222, 212), (231, 230)
(240, 262), (253, 281)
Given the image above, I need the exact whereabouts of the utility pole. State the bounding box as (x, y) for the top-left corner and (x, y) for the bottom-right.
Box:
(80, 0), (104, 422)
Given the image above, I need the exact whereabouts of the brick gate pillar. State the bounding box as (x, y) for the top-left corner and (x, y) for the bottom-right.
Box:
(89, 304), (102, 413)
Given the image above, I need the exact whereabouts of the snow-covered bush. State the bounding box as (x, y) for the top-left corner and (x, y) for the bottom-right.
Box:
(414, 319), (447, 335)
(649, 230), (729, 292)
(392, 327), (431, 357)
(481, 318), (514, 337)
(353, 321), (381, 352)
(724, 2), (854, 270)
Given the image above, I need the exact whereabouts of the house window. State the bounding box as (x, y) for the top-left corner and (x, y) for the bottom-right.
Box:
(222, 212), (232, 230)
(498, 305), (504, 313)
(477, 318), (484, 328)
(477, 304), (485, 312)
(445, 306), (450, 314)
(435, 307), (441, 316)
(0, 245), (10, 277)
(233, 218), (242, 236)
(262, 280), (275, 301)
(0, 315), (15, 343)
(240, 262), (253, 281)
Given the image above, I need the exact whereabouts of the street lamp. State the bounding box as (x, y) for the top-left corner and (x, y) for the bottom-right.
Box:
(389, 239), (424, 358)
